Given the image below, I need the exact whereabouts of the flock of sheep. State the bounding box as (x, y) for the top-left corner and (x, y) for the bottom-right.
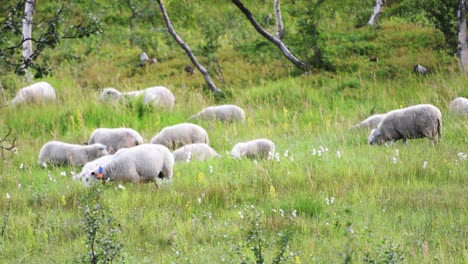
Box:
(7, 81), (468, 187)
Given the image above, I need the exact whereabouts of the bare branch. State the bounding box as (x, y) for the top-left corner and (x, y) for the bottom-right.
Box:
(232, 0), (308, 70)
(1, 127), (17, 159)
(156, 0), (222, 94)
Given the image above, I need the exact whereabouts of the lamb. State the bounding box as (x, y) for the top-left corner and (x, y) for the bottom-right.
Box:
(72, 154), (114, 181)
(449, 97), (468, 115)
(350, 114), (386, 130)
(82, 144), (174, 187)
(88, 128), (143, 154)
(150, 123), (209, 150)
(368, 104), (442, 146)
(230, 139), (275, 160)
(38, 141), (108, 167)
(98, 86), (175, 109)
(12, 81), (56, 106)
(189, 104), (246, 122)
(173, 143), (222, 163)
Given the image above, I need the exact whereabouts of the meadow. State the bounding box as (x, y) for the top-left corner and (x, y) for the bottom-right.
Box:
(1, 0), (467, 263)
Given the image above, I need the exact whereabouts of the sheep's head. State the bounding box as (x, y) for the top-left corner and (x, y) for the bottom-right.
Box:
(98, 88), (121, 101)
(82, 170), (99, 187)
(229, 143), (244, 159)
(368, 128), (386, 145)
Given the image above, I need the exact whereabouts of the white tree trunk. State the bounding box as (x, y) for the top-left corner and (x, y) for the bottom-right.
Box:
(22, 0), (35, 64)
(274, 0), (284, 39)
(458, 0), (468, 72)
(156, 0), (222, 94)
(368, 0), (384, 26)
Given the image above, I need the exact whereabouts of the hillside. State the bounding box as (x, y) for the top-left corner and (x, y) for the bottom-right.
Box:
(0, 0), (467, 263)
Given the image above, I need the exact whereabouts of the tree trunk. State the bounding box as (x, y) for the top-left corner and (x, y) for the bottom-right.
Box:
(156, 0), (222, 94)
(368, 0), (384, 26)
(22, 0), (35, 69)
(232, 0), (308, 70)
(458, 0), (468, 72)
(274, 0), (284, 39)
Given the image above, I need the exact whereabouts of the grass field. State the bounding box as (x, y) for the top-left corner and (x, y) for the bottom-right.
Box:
(1, 0), (467, 263)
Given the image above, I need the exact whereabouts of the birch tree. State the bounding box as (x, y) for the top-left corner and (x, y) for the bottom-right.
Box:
(232, 0), (308, 70)
(156, 0), (222, 94)
(274, 0), (284, 39)
(368, 0), (385, 26)
(458, 0), (468, 72)
(22, 0), (35, 71)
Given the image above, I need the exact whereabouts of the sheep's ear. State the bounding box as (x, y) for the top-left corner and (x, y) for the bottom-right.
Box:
(98, 144), (107, 150)
(371, 128), (381, 136)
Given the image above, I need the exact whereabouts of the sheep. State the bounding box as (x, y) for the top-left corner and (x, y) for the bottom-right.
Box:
(12, 81), (56, 106)
(230, 139), (275, 160)
(38, 141), (108, 167)
(173, 143), (222, 163)
(72, 154), (114, 181)
(449, 97), (468, 115)
(368, 104), (442, 146)
(150, 123), (209, 150)
(82, 144), (174, 187)
(350, 114), (386, 130)
(98, 86), (175, 109)
(189, 104), (246, 122)
(88, 128), (143, 154)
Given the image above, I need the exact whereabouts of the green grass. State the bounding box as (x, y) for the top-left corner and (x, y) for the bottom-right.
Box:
(1, 0), (468, 263)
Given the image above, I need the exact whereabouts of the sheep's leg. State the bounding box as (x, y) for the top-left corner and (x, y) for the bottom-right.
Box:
(402, 138), (408, 145)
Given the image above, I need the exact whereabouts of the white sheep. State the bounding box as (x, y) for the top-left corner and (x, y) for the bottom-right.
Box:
(98, 86), (175, 109)
(173, 143), (222, 163)
(449, 97), (468, 115)
(12, 81), (56, 106)
(189, 104), (246, 122)
(230, 139), (275, 160)
(38, 141), (108, 167)
(82, 144), (174, 187)
(350, 114), (386, 130)
(368, 104), (442, 146)
(150, 123), (209, 150)
(72, 154), (114, 181)
(88, 128), (143, 154)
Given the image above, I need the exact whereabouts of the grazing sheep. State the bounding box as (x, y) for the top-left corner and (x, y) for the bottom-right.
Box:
(82, 144), (174, 187)
(189, 104), (246, 122)
(150, 123), (209, 150)
(12, 81), (56, 106)
(72, 154), (114, 181)
(368, 104), (442, 146)
(230, 139), (275, 160)
(88, 128), (143, 154)
(98, 86), (175, 109)
(449, 97), (468, 115)
(350, 114), (386, 130)
(38, 141), (108, 167)
(173, 143), (222, 163)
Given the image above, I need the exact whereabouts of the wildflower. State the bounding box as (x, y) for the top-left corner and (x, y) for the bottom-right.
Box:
(197, 197), (202, 204)
(17, 184), (21, 189)
(291, 210), (297, 218)
(392, 157), (397, 164)
(458, 152), (467, 161)
(6, 193), (11, 200)
(395, 149), (399, 156)
(269, 185), (276, 199)
(336, 150), (341, 159)
(19, 163), (24, 169)
(422, 161), (428, 169)
(284, 149), (289, 157)
(239, 211), (244, 219)
(275, 152), (280, 162)
(118, 184), (125, 190)
(311, 148), (316, 156)
(196, 172), (205, 183)
(289, 155), (295, 162)
(61, 195), (66, 206)
(326, 197), (335, 205)
(317, 150), (322, 157)
(209, 165), (213, 173)
(60, 171), (66, 176)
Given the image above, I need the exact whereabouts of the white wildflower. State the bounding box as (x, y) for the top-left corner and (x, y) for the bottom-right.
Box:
(291, 210), (297, 218)
(392, 157), (397, 164)
(336, 150), (341, 159)
(17, 184), (21, 189)
(312, 148), (316, 156)
(317, 150), (322, 157)
(60, 171), (66, 176)
(239, 211), (244, 219)
(422, 161), (428, 169)
(284, 149), (289, 157)
(118, 184), (125, 190)
(198, 197), (202, 204)
(275, 152), (280, 162)
(6, 193), (11, 200)
(326, 197), (335, 205)
(395, 149), (399, 156)
(209, 165), (213, 174)
(19, 163), (24, 169)
(289, 155), (295, 162)
(458, 152), (467, 161)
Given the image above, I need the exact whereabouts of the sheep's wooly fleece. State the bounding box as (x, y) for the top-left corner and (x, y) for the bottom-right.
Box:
(190, 104), (246, 122)
(83, 144), (174, 186)
(230, 139), (275, 160)
(98, 86), (175, 109)
(38, 141), (108, 167)
(88, 127), (144, 154)
(12, 81), (56, 106)
(173, 143), (222, 163)
(368, 104), (442, 145)
(449, 97), (468, 114)
(150, 123), (209, 149)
